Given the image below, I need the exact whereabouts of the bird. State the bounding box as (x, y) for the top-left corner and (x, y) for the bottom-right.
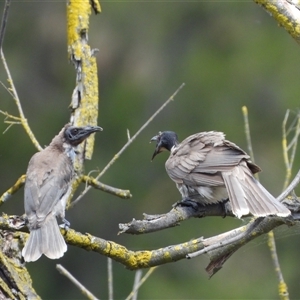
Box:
(22, 124), (102, 262)
(150, 131), (290, 218)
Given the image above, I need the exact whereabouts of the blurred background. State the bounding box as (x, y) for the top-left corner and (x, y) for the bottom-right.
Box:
(1, 0), (300, 299)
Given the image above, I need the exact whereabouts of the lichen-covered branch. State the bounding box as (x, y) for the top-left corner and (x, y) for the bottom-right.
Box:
(68, 175), (131, 208)
(123, 203), (296, 277)
(3, 207), (297, 278)
(62, 228), (205, 270)
(0, 175), (26, 206)
(0, 173), (130, 210)
(254, 0), (300, 43)
(67, 0), (101, 168)
(0, 225), (40, 299)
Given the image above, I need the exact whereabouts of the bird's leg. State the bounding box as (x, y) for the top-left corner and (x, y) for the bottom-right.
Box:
(173, 197), (199, 211)
(220, 199), (229, 218)
(59, 218), (70, 230)
(23, 214), (29, 225)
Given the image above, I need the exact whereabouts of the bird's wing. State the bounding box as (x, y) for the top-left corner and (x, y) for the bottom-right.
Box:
(24, 149), (73, 227)
(166, 131), (259, 187)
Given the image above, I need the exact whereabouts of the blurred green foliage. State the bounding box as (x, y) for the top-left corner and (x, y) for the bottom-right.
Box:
(1, 1), (300, 299)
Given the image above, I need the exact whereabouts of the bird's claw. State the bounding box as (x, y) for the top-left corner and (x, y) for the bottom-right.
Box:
(173, 198), (199, 211)
(59, 218), (70, 230)
(220, 199), (229, 218)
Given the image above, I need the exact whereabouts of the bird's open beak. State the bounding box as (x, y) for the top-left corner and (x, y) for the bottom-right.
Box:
(150, 135), (159, 143)
(150, 135), (160, 161)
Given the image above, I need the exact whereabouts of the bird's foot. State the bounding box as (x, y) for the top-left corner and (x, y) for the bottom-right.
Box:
(59, 218), (70, 230)
(23, 214), (29, 225)
(173, 198), (199, 211)
(220, 199), (229, 218)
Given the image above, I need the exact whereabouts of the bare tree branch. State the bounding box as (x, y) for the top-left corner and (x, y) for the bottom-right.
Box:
(254, 0), (300, 43)
(118, 187), (300, 236)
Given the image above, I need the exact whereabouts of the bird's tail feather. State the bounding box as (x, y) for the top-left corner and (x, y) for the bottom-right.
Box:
(222, 163), (290, 218)
(22, 217), (67, 262)
(22, 225), (43, 262)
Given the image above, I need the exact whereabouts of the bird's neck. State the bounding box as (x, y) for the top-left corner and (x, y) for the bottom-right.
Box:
(62, 142), (76, 162)
(49, 133), (76, 163)
(170, 144), (178, 153)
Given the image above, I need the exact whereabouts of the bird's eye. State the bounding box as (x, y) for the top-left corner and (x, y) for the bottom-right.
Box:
(66, 128), (79, 139)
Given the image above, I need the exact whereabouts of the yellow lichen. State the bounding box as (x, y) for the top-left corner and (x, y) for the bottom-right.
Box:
(67, 0), (100, 161)
(255, 0), (300, 43)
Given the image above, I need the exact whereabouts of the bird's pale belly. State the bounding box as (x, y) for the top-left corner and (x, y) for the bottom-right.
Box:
(176, 183), (228, 204)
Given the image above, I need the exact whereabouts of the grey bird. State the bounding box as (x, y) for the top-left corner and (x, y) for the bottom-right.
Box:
(150, 131), (290, 218)
(22, 124), (102, 262)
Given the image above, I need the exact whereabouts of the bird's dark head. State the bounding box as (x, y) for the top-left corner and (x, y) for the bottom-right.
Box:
(64, 125), (103, 146)
(150, 131), (178, 160)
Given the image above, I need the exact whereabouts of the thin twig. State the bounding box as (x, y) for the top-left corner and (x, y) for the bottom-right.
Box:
(71, 83), (185, 206)
(0, 0), (11, 50)
(1, 49), (42, 150)
(279, 111), (300, 202)
(268, 230), (289, 299)
(81, 175), (131, 199)
(270, 110), (300, 300)
(242, 106), (289, 300)
(56, 264), (100, 300)
(277, 169), (300, 202)
(0, 80), (14, 98)
(97, 83), (185, 179)
(282, 110), (300, 190)
(107, 258), (113, 300)
(131, 270), (142, 300)
(124, 268), (157, 300)
(0, 0), (41, 149)
(242, 106), (258, 179)
(0, 174), (26, 205)
(282, 110), (291, 188)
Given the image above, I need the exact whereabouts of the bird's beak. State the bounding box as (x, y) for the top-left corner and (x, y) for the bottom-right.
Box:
(150, 135), (159, 143)
(85, 125), (103, 133)
(76, 125), (103, 144)
(150, 135), (160, 161)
